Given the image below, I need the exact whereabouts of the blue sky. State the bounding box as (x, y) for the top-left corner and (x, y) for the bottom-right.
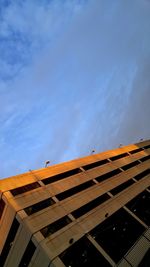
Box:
(0, 0), (150, 178)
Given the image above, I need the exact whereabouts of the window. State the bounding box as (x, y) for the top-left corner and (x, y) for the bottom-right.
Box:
(129, 148), (143, 154)
(18, 240), (36, 267)
(42, 168), (82, 185)
(24, 198), (55, 216)
(82, 159), (109, 171)
(110, 153), (129, 161)
(41, 216), (72, 238)
(134, 169), (150, 181)
(72, 194), (110, 219)
(138, 248), (150, 267)
(110, 179), (135, 196)
(126, 190), (150, 226)
(59, 236), (111, 267)
(122, 160), (140, 171)
(143, 144), (150, 150)
(0, 198), (5, 220)
(95, 168), (122, 183)
(56, 180), (95, 201)
(90, 208), (145, 263)
(10, 182), (41, 196)
(140, 155), (150, 162)
(0, 218), (20, 267)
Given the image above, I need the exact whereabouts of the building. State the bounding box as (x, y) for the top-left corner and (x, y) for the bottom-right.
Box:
(0, 140), (150, 267)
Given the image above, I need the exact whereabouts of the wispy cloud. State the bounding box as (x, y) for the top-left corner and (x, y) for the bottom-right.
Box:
(0, 0), (150, 178)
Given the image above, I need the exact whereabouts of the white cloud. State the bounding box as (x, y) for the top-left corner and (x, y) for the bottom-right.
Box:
(0, 0), (150, 178)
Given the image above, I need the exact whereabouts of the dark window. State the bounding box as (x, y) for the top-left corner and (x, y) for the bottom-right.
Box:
(41, 216), (72, 238)
(134, 169), (150, 181)
(24, 198), (55, 216)
(83, 159), (109, 171)
(18, 240), (36, 267)
(96, 168), (122, 183)
(72, 194), (110, 219)
(140, 155), (150, 162)
(0, 218), (20, 267)
(56, 180), (95, 201)
(60, 236), (111, 267)
(143, 144), (150, 150)
(42, 168), (82, 185)
(122, 160), (140, 171)
(90, 208), (145, 263)
(138, 248), (150, 267)
(110, 179), (135, 196)
(10, 182), (41, 196)
(110, 153), (129, 161)
(0, 198), (5, 220)
(129, 148), (144, 154)
(126, 190), (150, 226)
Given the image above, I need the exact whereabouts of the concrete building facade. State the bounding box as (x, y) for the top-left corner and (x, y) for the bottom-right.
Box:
(0, 140), (150, 267)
